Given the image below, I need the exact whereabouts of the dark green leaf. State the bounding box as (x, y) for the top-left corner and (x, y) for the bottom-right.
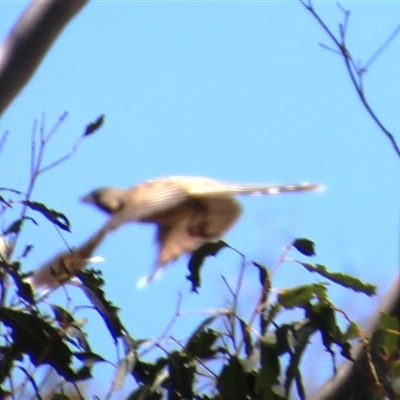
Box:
(50, 394), (70, 400)
(284, 321), (316, 399)
(379, 313), (400, 358)
(292, 238), (316, 256)
(299, 262), (376, 296)
(51, 305), (74, 327)
(22, 201), (70, 232)
(73, 351), (106, 364)
(370, 329), (397, 400)
(185, 327), (218, 360)
(132, 358), (168, 386)
(0, 307), (80, 381)
(7, 262), (35, 305)
(5, 216), (37, 235)
(187, 240), (227, 292)
(78, 269), (124, 342)
(217, 356), (248, 400)
(256, 338), (281, 400)
(84, 114), (105, 136)
(238, 318), (254, 358)
(252, 261), (270, 289)
(168, 351), (195, 400)
(278, 283), (328, 309)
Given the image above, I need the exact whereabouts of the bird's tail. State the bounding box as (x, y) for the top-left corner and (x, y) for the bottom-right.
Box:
(215, 182), (323, 196)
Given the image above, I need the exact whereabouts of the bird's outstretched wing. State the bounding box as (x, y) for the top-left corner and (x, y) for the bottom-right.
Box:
(82, 176), (322, 283)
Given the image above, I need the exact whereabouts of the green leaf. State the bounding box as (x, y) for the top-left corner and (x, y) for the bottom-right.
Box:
(217, 356), (248, 400)
(187, 240), (227, 292)
(77, 269), (124, 342)
(185, 324), (218, 360)
(278, 283), (328, 309)
(379, 313), (400, 357)
(252, 261), (270, 289)
(132, 357), (168, 386)
(299, 262), (376, 296)
(5, 216), (37, 235)
(238, 318), (254, 357)
(256, 338), (281, 400)
(292, 238), (316, 256)
(22, 201), (70, 232)
(84, 114), (105, 136)
(168, 351), (195, 400)
(284, 321), (316, 399)
(51, 305), (74, 327)
(370, 329), (397, 400)
(7, 262), (35, 305)
(0, 307), (82, 381)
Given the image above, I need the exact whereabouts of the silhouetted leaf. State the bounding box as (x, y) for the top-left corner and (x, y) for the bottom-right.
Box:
(7, 262), (35, 305)
(77, 269), (124, 342)
(74, 351), (106, 364)
(299, 262), (376, 296)
(284, 321), (316, 399)
(22, 201), (70, 232)
(256, 338), (282, 399)
(185, 322), (218, 360)
(305, 302), (353, 365)
(51, 305), (74, 327)
(0, 187), (22, 195)
(217, 356), (248, 400)
(5, 216), (37, 235)
(0, 307), (81, 381)
(292, 238), (316, 256)
(252, 261), (269, 289)
(187, 240), (227, 292)
(238, 318), (253, 357)
(168, 351), (195, 400)
(84, 114), (105, 136)
(132, 357), (168, 386)
(0, 195), (11, 208)
(21, 244), (34, 258)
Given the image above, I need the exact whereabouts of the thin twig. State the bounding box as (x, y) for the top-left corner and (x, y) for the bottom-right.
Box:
(299, 0), (400, 159)
(0, 130), (9, 156)
(364, 23), (400, 70)
(139, 293), (183, 357)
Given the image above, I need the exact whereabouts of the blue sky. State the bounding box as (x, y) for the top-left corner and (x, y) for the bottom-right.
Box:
(1, 1), (399, 398)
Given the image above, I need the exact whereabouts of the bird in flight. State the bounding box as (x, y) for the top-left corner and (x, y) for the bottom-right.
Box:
(82, 176), (322, 283)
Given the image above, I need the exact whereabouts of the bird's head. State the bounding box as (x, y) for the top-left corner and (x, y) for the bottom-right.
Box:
(81, 187), (125, 214)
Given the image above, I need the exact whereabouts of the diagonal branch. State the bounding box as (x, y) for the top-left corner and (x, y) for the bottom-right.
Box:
(299, 0), (400, 160)
(0, 0), (89, 116)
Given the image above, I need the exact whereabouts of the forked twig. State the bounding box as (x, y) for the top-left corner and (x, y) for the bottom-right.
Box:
(299, 0), (400, 159)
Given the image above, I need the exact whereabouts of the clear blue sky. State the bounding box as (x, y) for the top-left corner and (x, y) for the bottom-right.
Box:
(1, 1), (399, 398)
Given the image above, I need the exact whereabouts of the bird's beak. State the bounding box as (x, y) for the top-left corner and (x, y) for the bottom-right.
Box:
(81, 193), (93, 204)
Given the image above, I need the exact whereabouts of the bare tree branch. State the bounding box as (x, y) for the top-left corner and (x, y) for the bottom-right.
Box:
(0, 0), (89, 116)
(300, 2), (400, 398)
(299, 0), (400, 160)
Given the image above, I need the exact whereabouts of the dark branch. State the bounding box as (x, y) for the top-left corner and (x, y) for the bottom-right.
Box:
(0, 0), (88, 116)
(299, 0), (400, 160)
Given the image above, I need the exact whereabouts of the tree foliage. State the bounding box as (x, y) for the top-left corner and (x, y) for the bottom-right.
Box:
(0, 1), (399, 399)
